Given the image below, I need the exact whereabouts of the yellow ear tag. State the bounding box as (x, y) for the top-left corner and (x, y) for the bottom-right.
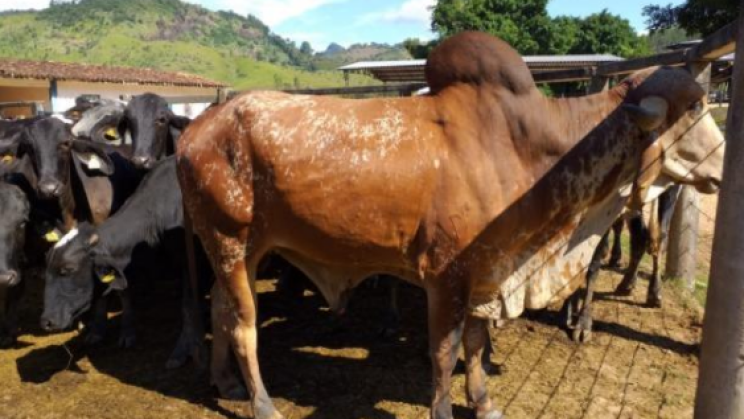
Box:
(44, 230), (61, 243)
(104, 128), (118, 140)
(1, 154), (13, 164)
(100, 272), (116, 284)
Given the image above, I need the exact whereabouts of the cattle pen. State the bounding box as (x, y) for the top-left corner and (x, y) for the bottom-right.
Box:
(1, 12), (743, 419)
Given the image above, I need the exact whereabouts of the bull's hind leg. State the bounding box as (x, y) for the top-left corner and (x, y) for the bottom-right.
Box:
(463, 316), (502, 419)
(211, 280), (249, 400)
(210, 232), (280, 419)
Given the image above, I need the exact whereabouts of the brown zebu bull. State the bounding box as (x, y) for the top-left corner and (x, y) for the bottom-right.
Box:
(176, 32), (723, 419)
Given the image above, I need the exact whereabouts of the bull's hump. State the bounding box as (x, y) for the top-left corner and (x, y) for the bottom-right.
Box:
(426, 32), (536, 96)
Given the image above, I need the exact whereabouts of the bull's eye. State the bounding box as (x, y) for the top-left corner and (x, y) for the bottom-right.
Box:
(689, 100), (704, 116)
(59, 140), (72, 150)
(18, 222), (26, 230)
(59, 267), (74, 277)
(156, 116), (167, 125)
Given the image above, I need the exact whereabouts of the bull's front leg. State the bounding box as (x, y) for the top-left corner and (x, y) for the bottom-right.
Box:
(615, 215), (648, 296)
(427, 279), (467, 419)
(166, 269), (207, 370)
(571, 232), (608, 343)
(463, 316), (502, 419)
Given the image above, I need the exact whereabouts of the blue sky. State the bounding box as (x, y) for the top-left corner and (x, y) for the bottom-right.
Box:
(0, 0), (685, 51)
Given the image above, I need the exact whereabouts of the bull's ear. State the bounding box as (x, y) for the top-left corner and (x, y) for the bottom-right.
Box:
(71, 140), (115, 176)
(623, 96), (669, 132)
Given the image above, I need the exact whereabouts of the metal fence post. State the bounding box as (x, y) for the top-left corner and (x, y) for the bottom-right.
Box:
(694, 2), (744, 417)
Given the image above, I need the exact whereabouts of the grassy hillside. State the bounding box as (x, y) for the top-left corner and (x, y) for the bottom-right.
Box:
(0, 0), (377, 89)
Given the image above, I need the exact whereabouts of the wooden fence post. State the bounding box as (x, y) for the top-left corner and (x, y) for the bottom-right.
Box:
(694, 2), (744, 417)
(665, 61), (710, 287)
(589, 73), (609, 92)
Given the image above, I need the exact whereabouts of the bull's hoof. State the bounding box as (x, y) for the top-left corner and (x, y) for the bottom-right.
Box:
(477, 410), (504, 419)
(571, 315), (593, 343)
(646, 295), (662, 308)
(252, 398), (283, 419)
(572, 327), (592, 343)
(614, 283), (635, 297)
(607, 258), (621, 269)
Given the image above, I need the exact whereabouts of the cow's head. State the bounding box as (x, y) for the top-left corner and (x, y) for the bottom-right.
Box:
(0, 183), (28, 288)
(71, 100), (126, 146)
(19, 117), (115, 199)
(41, 224), (126, 331)
(125, 93), (190, 170)
(622, 66), (725, 195)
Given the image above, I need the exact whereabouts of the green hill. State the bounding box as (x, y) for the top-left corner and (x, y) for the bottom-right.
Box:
(0, 0), (380, 89)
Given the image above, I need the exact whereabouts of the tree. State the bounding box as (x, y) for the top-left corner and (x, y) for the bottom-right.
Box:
(402, 37), (439, 59)
(431, 1), (648, 57)
(644, 0), (739, 36)
(645, 25), (696, 53)
(431, 0), (554, 54)
(299, 41), (313, 56)
(571, 10), (651, 57)
(549, 16), (581, 55)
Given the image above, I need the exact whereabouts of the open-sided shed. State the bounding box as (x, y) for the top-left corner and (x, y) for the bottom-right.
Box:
(0, 58), (227, 118)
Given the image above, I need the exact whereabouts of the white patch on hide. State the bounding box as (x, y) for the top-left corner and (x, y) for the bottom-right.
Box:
(54, 228), (79, 249)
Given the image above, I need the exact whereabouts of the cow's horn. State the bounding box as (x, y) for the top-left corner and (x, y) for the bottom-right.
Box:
(88, 233), (99, 246)
(623, 96), (669, 132)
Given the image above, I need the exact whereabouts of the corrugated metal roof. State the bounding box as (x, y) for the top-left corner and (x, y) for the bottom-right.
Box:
(338, 55), (625, 71)
(0, 58), (226, 88)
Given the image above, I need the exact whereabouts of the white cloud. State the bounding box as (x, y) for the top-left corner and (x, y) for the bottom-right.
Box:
(211, 0), (344, 27)
(361, 0), (435, 25)
(0, 0), (49, 11)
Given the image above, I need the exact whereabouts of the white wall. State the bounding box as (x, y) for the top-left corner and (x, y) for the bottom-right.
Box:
(55, 81), (220, 117)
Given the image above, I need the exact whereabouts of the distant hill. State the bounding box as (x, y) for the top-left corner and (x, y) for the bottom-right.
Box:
(314, 43), (412, 70)
(0, 0), (384, 89)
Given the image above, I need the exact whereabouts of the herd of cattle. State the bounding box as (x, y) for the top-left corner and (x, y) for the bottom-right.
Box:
(0, 32), (728, 419)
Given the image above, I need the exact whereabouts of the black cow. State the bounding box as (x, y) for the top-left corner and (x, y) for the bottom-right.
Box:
(564, 186), (681, 342)
(0, 182), (30, 347)
(125, 94), (190, 169)
(41, 157), (208, 368)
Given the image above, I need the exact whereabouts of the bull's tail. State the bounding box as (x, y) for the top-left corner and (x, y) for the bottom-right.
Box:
(176, 105), (255, 230)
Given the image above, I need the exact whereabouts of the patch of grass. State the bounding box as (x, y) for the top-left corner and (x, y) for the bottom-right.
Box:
(710, 106), (728, 130)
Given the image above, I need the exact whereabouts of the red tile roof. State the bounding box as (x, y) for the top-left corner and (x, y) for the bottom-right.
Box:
(0, 58), (226, 88)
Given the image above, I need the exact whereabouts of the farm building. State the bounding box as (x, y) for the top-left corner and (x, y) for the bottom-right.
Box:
(0, 58), (226, 118)
(338, 54), (626, 84)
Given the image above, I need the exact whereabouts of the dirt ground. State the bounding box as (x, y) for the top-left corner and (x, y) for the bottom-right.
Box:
(0, 255), (705, 419)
